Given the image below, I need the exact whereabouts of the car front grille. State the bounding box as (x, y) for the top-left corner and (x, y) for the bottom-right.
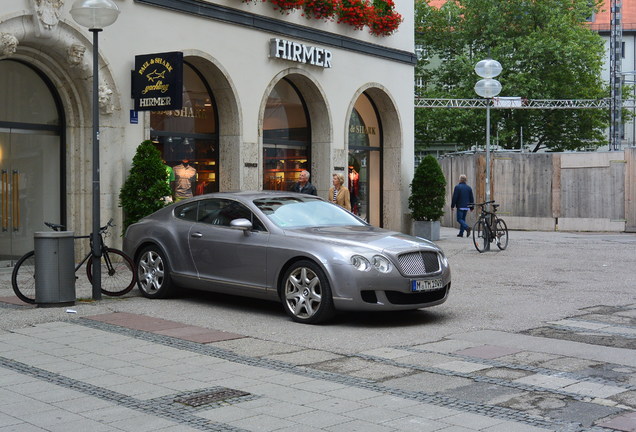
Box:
(397, 251), (440, 276)
(384, 286), (448, 305)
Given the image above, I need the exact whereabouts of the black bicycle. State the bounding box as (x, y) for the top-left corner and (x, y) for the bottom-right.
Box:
(471, 201), (509, 253)
(11, 219), (136, 304)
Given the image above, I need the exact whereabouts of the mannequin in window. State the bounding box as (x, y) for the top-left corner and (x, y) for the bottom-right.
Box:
(173, 160), (196, 201)
(348, 166), (360, 215)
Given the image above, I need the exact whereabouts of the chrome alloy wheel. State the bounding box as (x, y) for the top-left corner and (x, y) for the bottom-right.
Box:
(138, 250), (165, 295)
(284, 266), (323, 320)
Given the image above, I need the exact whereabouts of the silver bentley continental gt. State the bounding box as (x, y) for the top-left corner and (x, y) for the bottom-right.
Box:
(123, 191), (451, 324)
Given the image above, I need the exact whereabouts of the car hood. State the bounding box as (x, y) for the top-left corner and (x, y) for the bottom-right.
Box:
(285, 225), (440, 254)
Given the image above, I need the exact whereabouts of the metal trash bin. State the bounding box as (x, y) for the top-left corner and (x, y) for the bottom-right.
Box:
(34, 231), (75, 307)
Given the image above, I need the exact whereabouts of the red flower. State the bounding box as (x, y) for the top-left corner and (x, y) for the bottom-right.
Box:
(337, 0), (373, 31)
(302, 0), (338, 20)
(368, 0), (402, 35)
(240, 0), (402, 36)
(270, 0), (304, 13)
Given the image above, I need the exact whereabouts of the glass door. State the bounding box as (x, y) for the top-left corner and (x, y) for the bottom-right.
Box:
(0, 59), (63, 267)
(0, 129), (60, 265)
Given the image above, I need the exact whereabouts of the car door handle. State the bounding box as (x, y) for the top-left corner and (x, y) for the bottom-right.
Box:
(191, 232), (203, 238)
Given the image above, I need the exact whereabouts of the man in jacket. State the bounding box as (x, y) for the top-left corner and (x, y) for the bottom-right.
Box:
(290, 170), (317, 195)
(450, 174), (474, 237)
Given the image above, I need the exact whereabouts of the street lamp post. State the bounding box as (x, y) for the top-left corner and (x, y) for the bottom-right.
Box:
(474, 58), (502, 204)
(70, 0), (120, 301)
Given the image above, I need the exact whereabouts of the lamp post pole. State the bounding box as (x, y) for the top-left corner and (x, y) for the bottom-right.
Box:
(474, 58), (502, 204)
(90, 27), (102, 300)
(70, 0), (120, 301)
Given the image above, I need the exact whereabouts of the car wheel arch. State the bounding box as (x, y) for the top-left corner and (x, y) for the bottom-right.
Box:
(133, 241), (169, 265)
(276, 256), (331, 298)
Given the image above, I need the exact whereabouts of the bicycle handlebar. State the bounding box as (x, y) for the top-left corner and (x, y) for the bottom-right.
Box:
(44, 222), (65, 231)
(469, 200), (495, 207)
(44, 218), (115, 235)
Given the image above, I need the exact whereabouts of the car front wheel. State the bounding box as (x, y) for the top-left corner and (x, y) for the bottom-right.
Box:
(136, 246), (175, 299)
(281, 260), (335, 324)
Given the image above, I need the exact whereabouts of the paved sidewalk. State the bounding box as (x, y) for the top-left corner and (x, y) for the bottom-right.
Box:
(1, 227), (635, 431)
(1, 312), (558, 432)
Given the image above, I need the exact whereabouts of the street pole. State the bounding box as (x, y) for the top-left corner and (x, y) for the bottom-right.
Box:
(91, 28), (102, 300)
(485, 101), (491, 202)
(70, 0), (120, 300)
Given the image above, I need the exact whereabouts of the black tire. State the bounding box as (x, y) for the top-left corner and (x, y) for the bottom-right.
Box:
(86, 248), (136, 296)
(11, 251), (36, 304)
(472, 219), (489, 253)
(280, 260), (335, 324)
(494, 218), (509, 250)
(135, 245), (175, 299)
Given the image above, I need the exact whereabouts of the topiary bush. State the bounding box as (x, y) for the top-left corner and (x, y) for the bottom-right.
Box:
(408, 154), (446, 221)
(119, 140), (171, 232)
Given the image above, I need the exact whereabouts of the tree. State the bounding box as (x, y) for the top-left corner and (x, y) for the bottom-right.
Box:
(119, 140), (171, 231)
(409, 155), (446, 221)
(415, 0), (609, 152)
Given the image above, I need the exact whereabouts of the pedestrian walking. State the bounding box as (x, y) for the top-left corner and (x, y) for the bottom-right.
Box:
(328, 173), (351, 211)
(450, 174), (474, 237)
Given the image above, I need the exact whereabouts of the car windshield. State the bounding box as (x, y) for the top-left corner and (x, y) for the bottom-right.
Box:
(253, 196), (367, 228)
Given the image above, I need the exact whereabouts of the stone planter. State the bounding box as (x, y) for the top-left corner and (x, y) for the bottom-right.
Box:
(412, 220), (440, 241)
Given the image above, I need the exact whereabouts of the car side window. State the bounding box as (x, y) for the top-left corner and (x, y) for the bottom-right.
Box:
(175, 202), (199, 221)
(197, 199), (267, 232)
(196, 199), (224, 225)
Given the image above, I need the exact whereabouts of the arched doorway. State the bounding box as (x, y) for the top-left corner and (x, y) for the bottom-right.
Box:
(150, 62), (219, 201)
(348, 92), (382, 225)
(262, 78), (311, 191)
(0, 60), (64, 264)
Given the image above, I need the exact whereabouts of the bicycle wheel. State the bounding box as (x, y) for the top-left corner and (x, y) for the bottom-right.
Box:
(494, 218), (509, 250)
(472, 219), (489, 253)
(86, 248), (136, 296)
(11, 251), (36, 304)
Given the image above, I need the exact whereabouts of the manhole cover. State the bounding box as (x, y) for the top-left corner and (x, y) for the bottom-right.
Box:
(175, 388), (251, 407)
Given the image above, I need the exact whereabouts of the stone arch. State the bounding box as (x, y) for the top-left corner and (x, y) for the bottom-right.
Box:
(258, 68), (332, 194)
(179, 51), (242, 192)
(0, 15), (122, 242)
(347, 84), (403, 230)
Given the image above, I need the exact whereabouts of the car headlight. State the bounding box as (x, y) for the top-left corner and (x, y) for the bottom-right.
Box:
(438, 250), (448, 267)
(351, 255), (371, 271)
(372, 255), (392, 273)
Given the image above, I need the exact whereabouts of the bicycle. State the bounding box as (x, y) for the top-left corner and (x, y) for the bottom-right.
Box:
(11, 219), (136, 304)
(470, 201), (509, 253)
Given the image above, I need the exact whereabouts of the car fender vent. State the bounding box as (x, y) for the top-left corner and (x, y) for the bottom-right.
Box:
(397, 251), (440, 276)
(174, 388), (251, 407)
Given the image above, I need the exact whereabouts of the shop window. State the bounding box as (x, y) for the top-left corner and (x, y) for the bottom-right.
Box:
(348, 92), (382, 226)
(150, 62), (218, 200)
(263, 79), (310, 191)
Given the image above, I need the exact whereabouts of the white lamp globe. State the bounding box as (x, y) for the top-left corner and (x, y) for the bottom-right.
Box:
(70, 0), (120, 30)
(474, 78), (502, 98)
(475, 58), (502, 79)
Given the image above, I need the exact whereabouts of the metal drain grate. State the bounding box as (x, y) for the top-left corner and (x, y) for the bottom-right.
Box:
(174, 388), (251, 407)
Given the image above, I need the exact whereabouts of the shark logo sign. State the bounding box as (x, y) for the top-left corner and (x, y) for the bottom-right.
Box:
(133, 51), (183, 111)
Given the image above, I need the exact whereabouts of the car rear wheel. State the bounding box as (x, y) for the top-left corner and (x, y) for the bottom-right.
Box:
(281, 260), (335, 324)
(136, 246), (175, 299)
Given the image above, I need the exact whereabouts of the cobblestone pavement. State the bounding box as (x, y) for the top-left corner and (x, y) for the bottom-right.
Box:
(0, 228), (635, 432)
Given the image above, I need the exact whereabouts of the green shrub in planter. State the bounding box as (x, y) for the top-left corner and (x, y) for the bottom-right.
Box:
(408, 154), (446, 221)
(119, 140), (171, 232)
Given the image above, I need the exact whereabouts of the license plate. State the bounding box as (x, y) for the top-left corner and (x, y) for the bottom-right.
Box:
(411, 278), (443, 292)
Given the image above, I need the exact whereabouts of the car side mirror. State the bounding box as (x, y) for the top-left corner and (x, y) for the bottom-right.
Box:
(230, 218), (252, 235)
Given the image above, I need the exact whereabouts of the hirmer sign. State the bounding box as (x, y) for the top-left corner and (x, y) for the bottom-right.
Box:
(270, 39), (332, 68)
(132, 51), (183, 111)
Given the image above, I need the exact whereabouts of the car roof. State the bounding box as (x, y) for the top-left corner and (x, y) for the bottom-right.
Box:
(188, 191), (323, 201)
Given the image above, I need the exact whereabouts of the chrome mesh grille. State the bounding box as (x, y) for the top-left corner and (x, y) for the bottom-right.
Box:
(397, 251), (440, 276)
